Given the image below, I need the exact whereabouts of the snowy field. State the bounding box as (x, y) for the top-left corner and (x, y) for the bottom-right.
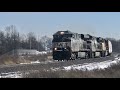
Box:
(0, 57), (120, 78)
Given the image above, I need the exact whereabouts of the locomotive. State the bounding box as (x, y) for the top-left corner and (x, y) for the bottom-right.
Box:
(52, 30), (112, 60)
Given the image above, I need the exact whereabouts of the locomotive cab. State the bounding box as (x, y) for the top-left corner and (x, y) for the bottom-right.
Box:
(52, 31), (73, 60)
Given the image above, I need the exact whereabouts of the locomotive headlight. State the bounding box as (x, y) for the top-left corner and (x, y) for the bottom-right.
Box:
(60, 32), (64, 35)
(54, 48), (57, 50)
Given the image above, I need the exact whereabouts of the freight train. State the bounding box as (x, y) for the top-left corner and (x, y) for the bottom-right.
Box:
(52, 30), (112, 60)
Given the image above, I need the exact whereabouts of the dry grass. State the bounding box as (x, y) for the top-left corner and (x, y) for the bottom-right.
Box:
(0, 53), (51, 65)
(22, 54), (48, 61)
(0, 55), (19, 65)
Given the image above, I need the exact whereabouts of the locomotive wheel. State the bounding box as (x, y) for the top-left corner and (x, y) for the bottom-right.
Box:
(88, 52), (91, 58)
(85, 52), (89, 59)
(105, 51), (108, 56)
(100, 51), (104, 57)
(71, 53), (76, 60)
(92, 52), (95, 58)
(101, 51), (105, 57)
(89, 52), (93, 58)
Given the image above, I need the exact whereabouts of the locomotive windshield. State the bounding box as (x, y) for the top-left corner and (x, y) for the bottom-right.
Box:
(52, 34), (72, 42)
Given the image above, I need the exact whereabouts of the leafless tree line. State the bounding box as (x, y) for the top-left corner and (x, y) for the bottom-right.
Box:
(0, 25), (119, 56)
(0, 25), (45, 55)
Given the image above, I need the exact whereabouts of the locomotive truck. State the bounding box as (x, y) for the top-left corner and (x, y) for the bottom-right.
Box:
(52, 30), (112, 60)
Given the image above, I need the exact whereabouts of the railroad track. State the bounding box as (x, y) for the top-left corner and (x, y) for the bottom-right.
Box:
(0, 56), (115, 74)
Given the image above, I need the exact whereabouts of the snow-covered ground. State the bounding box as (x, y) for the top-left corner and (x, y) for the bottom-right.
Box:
(0, 71), (22, 78)
(36, 51), (47, 55)
(51, 57), (120, 71)
(1, 57), (120, 78)
(33, 50), (52, 55)
(20, 60), (53, 65)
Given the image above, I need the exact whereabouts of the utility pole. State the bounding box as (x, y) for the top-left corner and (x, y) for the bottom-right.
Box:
(30, 38), (31, 50)
(13, 26), (15, 56)
(38, 35), (39, 51)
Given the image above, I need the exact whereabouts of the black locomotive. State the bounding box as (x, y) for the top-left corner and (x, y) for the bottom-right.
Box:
(52, 30), (112, 60)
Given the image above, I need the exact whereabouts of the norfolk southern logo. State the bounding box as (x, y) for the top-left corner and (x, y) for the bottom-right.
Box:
(57, 43), (68, 47)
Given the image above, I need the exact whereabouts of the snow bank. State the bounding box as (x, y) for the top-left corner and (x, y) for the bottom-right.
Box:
(64, 58), (120, 71)
(36, 51), (47, 55)
(51, 57), (120, 71)
(30, 60), (40, 64)
(36, 50), (52, 55)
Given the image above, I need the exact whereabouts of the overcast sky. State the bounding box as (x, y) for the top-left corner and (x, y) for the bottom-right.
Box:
(0, 12), (120, 39)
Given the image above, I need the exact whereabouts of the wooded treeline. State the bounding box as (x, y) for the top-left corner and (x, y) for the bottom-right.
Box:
(0, 25), (45, 55)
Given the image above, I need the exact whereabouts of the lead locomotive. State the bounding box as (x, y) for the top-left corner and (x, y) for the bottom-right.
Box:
(52, 30), (112, 60)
